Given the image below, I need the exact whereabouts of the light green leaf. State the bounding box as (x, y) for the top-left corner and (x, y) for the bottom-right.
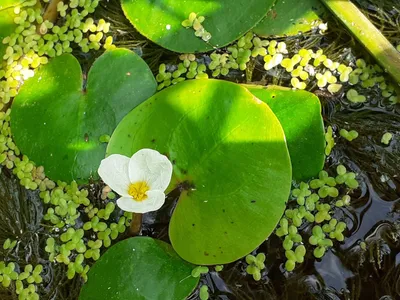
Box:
(247, 85), (325, 180)
(11, 49), (157, 182)
(253, 0), (326, 37)
(121, 0), (277, 53)
(79, 237), (199, 300)
(107, 79), (292, 264)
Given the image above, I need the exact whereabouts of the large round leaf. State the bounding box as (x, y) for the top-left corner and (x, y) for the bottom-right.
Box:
(0, 0), (24, 59)
(253, 0), (326, 37)
(11, 49), (157, 182)
(79, 237), (199, 300)
(247, 85), (325, 181)
(121, 0), (276, 53)
(107, 79), (292, 264)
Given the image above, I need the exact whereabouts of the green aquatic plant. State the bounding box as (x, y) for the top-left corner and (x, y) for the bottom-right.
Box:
(79, 237), (199, 300)
(214, 265), (223, 272)
(381, 132), (393, 145)
(339, 129), (359, 142)
(11, 49), (157, 182)
(325, 126), (335, 156)
(121, 0), (276, 53)
(0, 262), (43, 299)
(275, 165), (359, 271)
(2, 238), (17, 250)
(254, 0), (326, 37)
(107, 79), (293, 265)
(245, 253), (266, 281)
(321, 0), (400, 85)
(191, 266), (209, 278)
(199, 285), (209, 300)
(181, 13), (212, 42)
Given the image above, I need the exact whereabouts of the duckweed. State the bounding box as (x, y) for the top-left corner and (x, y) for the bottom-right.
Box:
(245, 253), (266, 281)
(181, 13), (212, 42)
(199, 285), (209, 300)
(381, 132), (393, 145)
(275, 166), (359, 271)
(191, 266), (209, 278)
(339, 129), (359, 141)
(215, 265), (224, 272)
(325, 126), (335, 156)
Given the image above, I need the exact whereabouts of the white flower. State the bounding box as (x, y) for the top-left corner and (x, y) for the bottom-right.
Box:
(98, 149), (173, 213)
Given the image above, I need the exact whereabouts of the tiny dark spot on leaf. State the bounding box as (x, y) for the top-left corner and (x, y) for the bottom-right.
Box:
(128, 134), (132, 138)
(204, 252), (209, 256)
(222, 209), (225, 213)
(251, 200), (256, 203)
(151, 138), (156, 143)
(192, 223), (195, 227)
(182, 169), (187, 175)
(231, 221), (234, 224)
(172, 159), (176, 165)
(224, 231), (228, 235)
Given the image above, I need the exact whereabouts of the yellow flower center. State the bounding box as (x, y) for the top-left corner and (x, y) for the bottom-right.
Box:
(128, 181), (150, 201)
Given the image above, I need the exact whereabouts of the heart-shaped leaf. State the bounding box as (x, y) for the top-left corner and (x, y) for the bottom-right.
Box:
(0, 0), (23, 58)
(11, 49), (157, 182)
(121, 0), (276, 53)
(247, 85), (325, 180)
(107, 79), (292, 264)
(253, 0), (326, 37)
(79, 237), (199, 300)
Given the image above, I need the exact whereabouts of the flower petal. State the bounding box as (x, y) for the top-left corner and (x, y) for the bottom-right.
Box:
(145, 190), (166, 211)
(128, 149), (173, 191)
(116, 191), (165, 213)
(116, 196), (137, 212)
(98, 154), (131, 196)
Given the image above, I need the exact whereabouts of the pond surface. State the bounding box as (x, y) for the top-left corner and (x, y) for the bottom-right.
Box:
(0, 0), (399, 299)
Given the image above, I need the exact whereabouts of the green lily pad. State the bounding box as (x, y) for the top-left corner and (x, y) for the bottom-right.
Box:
(121, 0), (276, 53)
(79, 237), (199, 300)
(0, 0), (23, 59)
(107, 79), (292, 264)
(11, 48), (157, 182)
(247, 85), (325, 181)
(253, 0), (326, 37)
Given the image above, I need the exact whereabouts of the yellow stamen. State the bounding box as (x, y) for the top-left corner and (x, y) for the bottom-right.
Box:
(128, 181), (150, 201)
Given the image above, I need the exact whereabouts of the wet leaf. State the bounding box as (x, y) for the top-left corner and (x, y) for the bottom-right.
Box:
(121, 0), (276, 53)
(247, 85), (325, 180)
(11, 49), (157, 182)
(107, 79), (292, 264)
(79, 237), (199, 300)
(253, 0), (326, 37)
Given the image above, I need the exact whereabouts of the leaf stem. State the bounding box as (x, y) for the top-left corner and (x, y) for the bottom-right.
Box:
(129, 213), (142, 236)
(320, 0), (400, 85)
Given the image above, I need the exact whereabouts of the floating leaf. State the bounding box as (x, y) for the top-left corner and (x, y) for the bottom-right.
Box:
(107, 79), (292, 264)
(121, 0), (276, 53)
(247, 85), (325, 180)
(79, 237), (199, 300)
(253, 0), (326, 37)
(11, 49), (157, 182)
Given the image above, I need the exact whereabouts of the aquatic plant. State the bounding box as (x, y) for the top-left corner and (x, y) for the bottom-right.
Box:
(0, 0), (398, 299)
(98, 149), (173, 213)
